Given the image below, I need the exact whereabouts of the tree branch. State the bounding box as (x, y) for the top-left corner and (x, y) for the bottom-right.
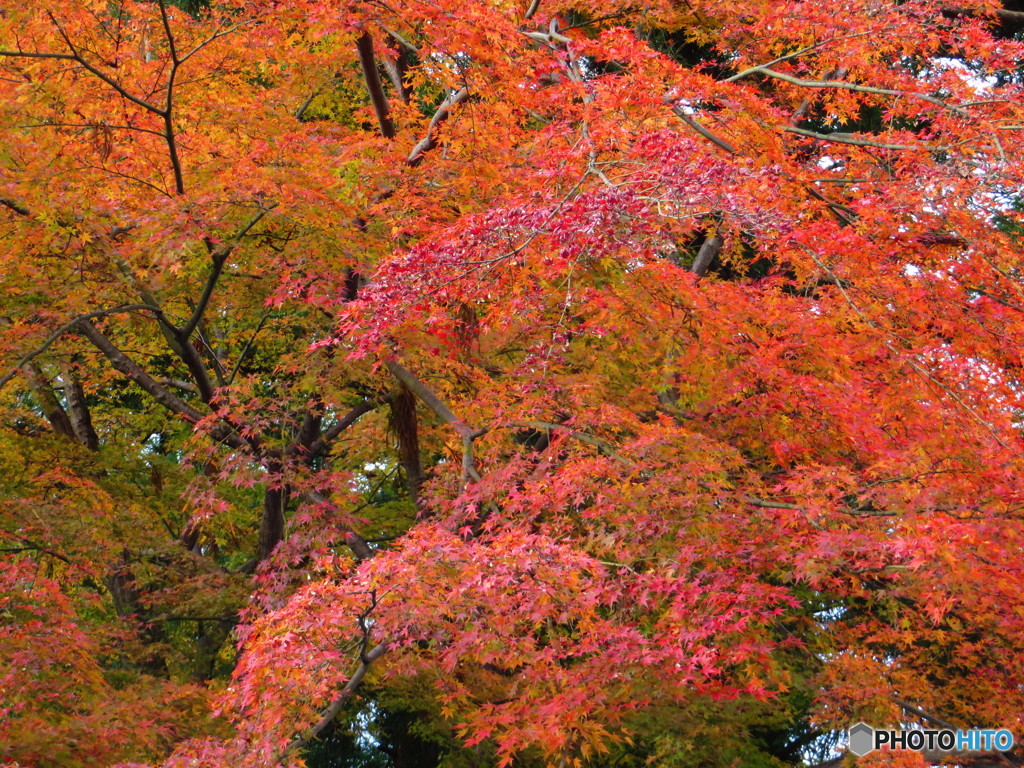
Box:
(77, 319), (253, 450)
(407, 88), (470, 166)
(0, 50), (76, 61)
(738, 66), (967, 116)
(287, 642), (388, 753)
(61, 361), (99, 450)
(182, 207), (274, 339)
(45, 14), (167, 116)
(382, 54), (411, 105)
(0, 305), (170, 391)
(306, 399), (382, 460)
(76, 319), (207, 423)
(0, 197), (32, 216)
(670, 105), (738, 154)
(357, 32), (396, 139)
(384, 361), (477, 439)
(781, 126), (917, 150)
(157, 0), (185, 194)
(19, 360), (76, 440)
(943, 5), (1024, 31)
(894, 697), (956, 730)
(690, 233), (723, 277)
(110, 258), (217, 402)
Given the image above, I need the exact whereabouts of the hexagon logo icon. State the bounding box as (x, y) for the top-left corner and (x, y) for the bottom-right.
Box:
(849, 722), (875, 756)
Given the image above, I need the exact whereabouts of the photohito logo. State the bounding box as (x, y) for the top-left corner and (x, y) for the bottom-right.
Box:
(848, 722), (1015, 757)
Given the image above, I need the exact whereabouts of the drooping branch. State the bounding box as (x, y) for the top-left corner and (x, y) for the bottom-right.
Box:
(288, 642), (388, 753)
(286, 595), (388, 755)
(356, 32), (396, 139)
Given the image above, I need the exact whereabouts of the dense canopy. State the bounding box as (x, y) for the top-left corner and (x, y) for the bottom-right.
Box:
(1, 0), (1024, 766)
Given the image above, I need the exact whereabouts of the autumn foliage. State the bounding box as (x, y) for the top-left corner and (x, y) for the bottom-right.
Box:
(2, 0), (1024, 766)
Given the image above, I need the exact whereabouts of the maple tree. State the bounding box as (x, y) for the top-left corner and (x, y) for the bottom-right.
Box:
(2, 0), (1024, 766)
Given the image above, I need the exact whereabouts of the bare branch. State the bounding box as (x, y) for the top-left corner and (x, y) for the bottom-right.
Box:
(894, 697), (956, 730)
(157, 0), (179, 65)
(304, 490), (375, 560)
(384, 28), (418, 54)
(723, 30), (880, 83)
(227, 311), (273, 385)
(382, 56), (411, 105)
(943, 5), (1024, 29)
(77, 320), (252, 450)
(108, 257), (217, 401)
(0, 50), (76, 61)
(806, 186), (858, 226)
(513, 420), (635, 466)
(155, 0), (185, 193)
(295, 85), (325, 121)
(743, 496), (898, 516)
(20, 121), (168, 139)
(160, 377), (199, 394)
(178, 23), (251, 65)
